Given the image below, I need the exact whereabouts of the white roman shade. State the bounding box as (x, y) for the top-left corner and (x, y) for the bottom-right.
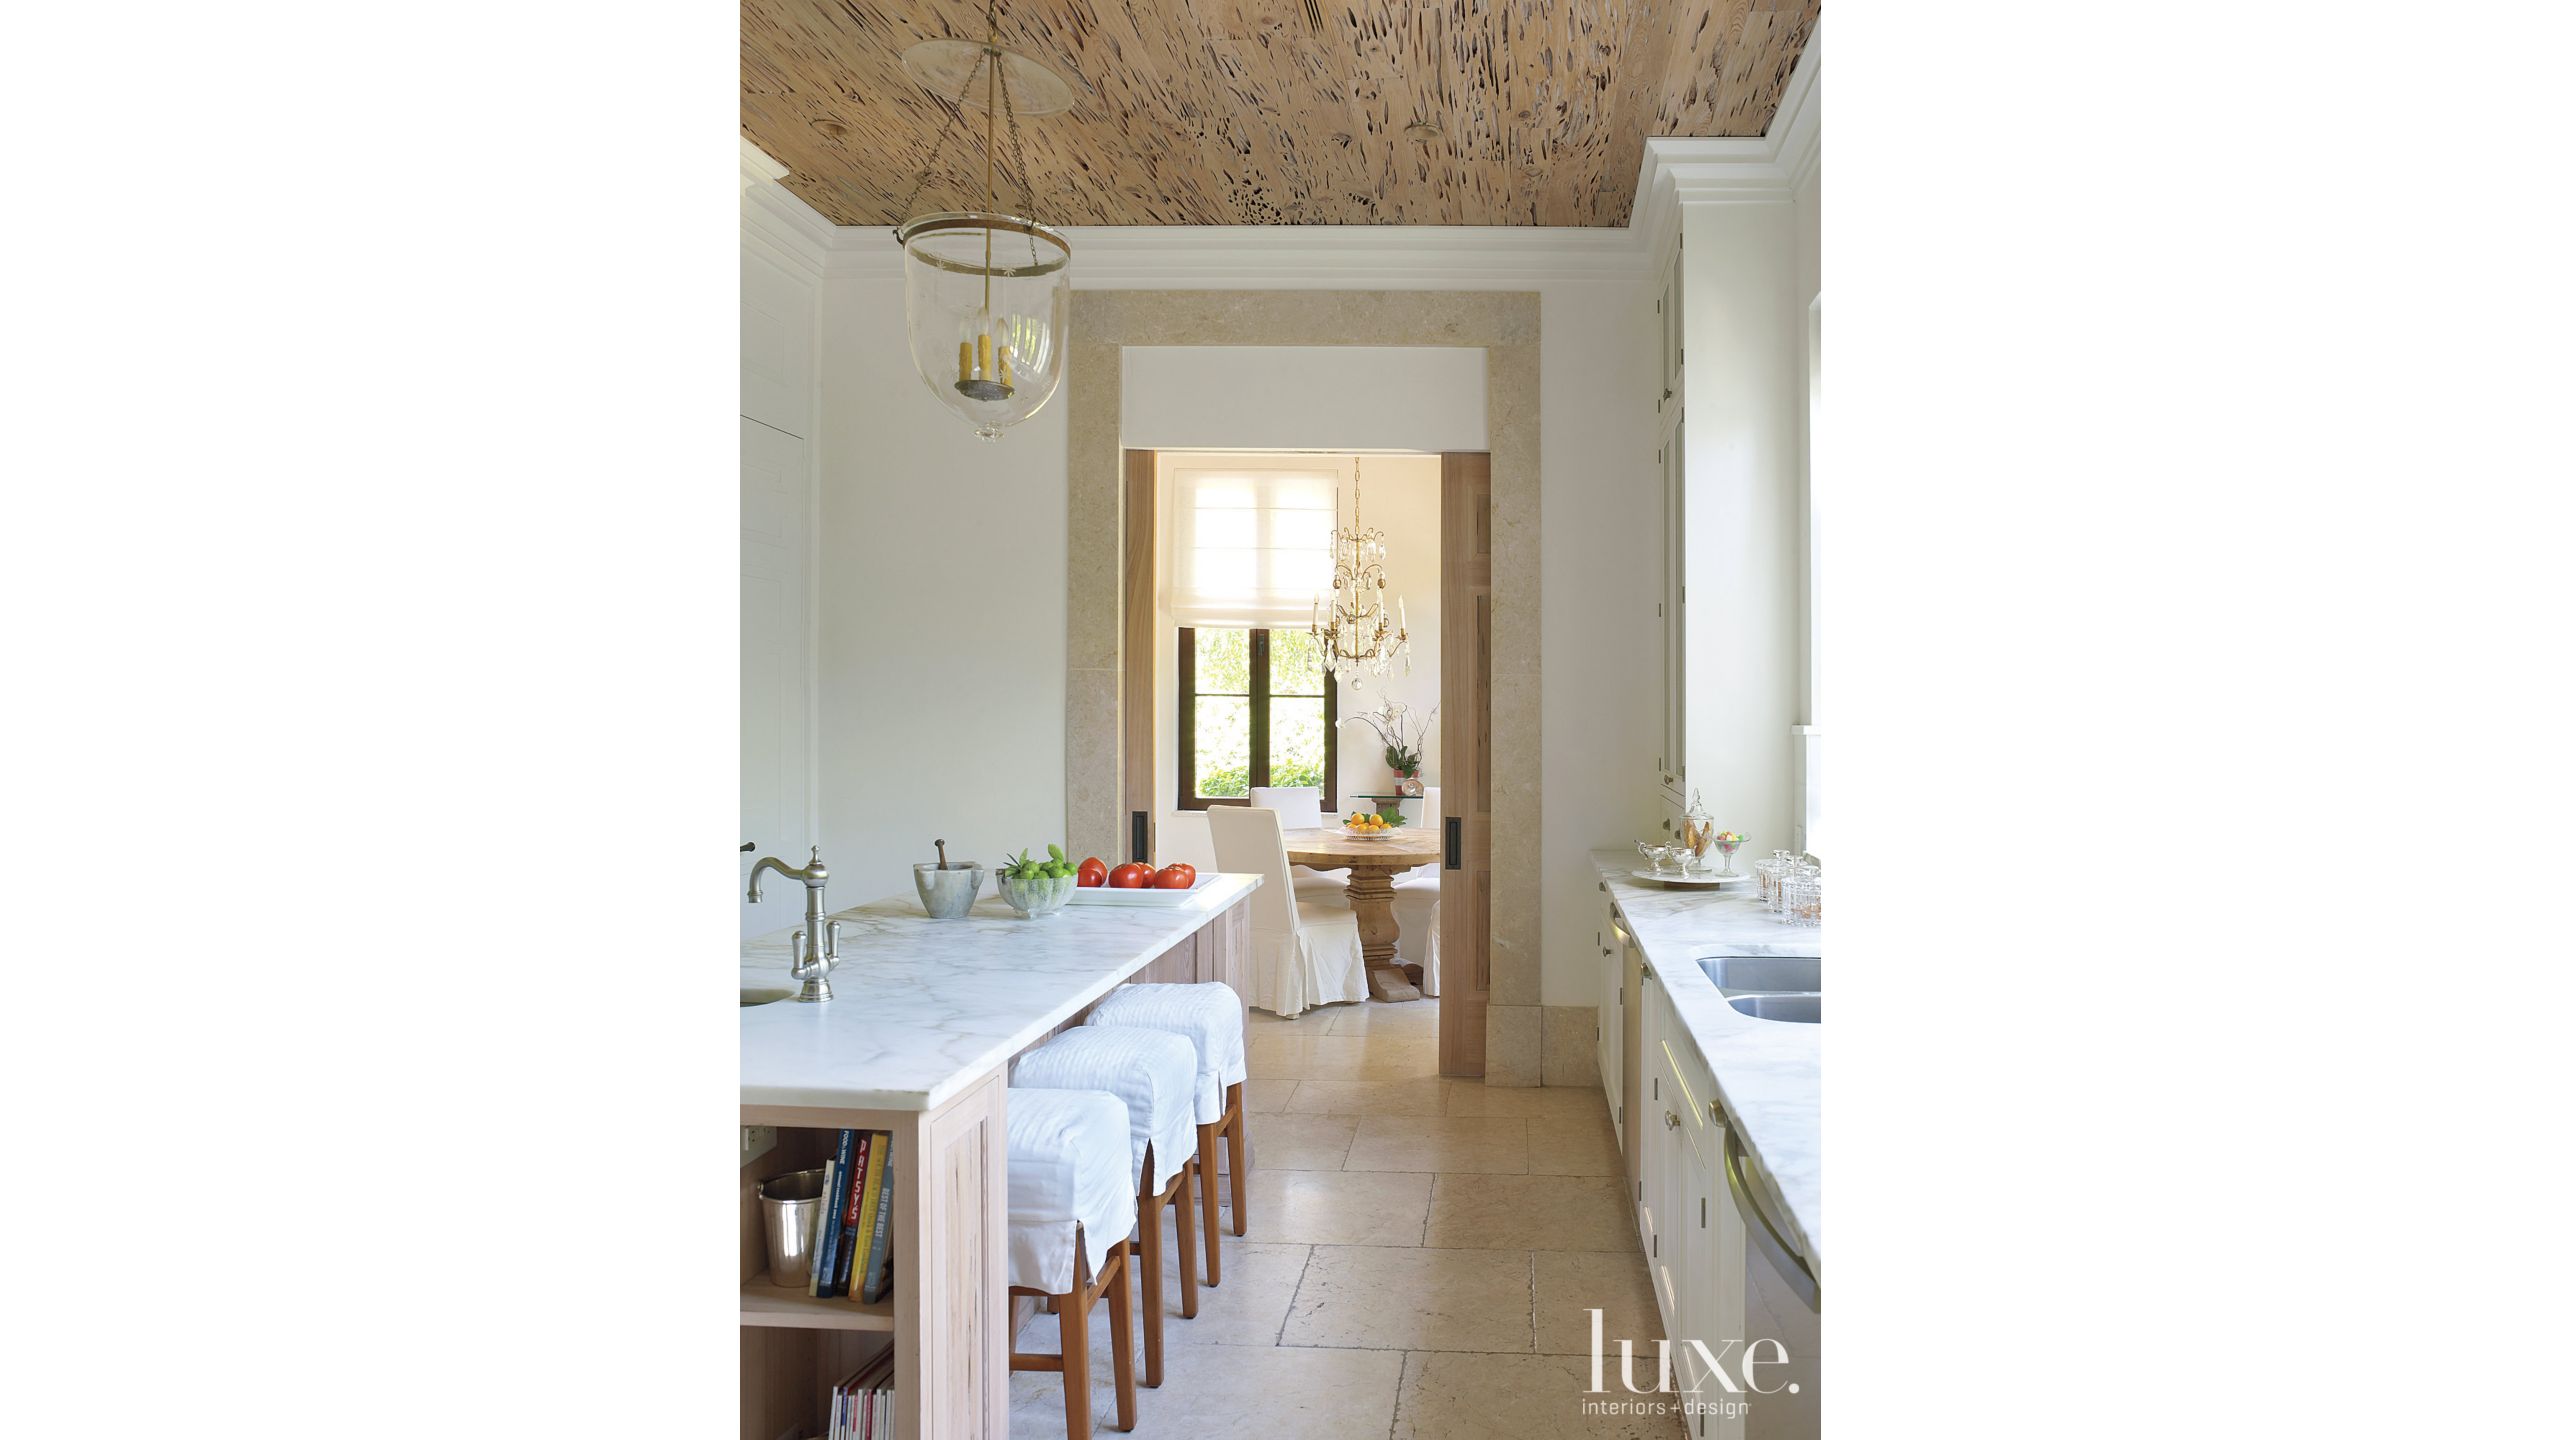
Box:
(1167, 466), (1337, 627)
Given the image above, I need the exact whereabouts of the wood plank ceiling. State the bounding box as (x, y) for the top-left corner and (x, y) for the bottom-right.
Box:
(743, 1), (1817, 228)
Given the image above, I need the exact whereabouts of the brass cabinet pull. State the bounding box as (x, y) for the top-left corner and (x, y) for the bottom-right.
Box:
(1663, 1109), (1681, 1130)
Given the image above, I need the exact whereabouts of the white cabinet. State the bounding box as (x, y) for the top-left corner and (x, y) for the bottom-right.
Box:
(1653, 238), (1689, 801)
(1627, 975), (1815, 1439)
(1596, 890), (1624, 1147)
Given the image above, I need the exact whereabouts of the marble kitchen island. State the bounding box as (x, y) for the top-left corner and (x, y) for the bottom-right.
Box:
(738, 872), (1260, 1440)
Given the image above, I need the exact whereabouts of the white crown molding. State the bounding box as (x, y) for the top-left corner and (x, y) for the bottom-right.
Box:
(1626, 18), (1820, 265)
(816, 222), (1652, 287)
(741, 141), (837, 277)
(740, 137), (791, 190)
(750, 18), (1816, 290)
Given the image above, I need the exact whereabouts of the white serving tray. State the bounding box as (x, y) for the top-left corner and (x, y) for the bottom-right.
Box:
(1068, 872), (1226, 906)
(1621, 868), (1752, 888)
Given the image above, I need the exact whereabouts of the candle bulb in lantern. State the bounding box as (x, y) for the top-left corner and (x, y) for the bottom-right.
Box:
(976, 332), (992, 381)
(957, 340), (974, 383)
(998, 345), (1014, 389)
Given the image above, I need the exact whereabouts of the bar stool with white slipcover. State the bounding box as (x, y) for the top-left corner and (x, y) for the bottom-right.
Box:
(1006, 1087), (1139, 1440)
(1208, 805), (1366, 1018)
(1012, 1026), (1203, 1389)
(1083, 980), (1251, 1285)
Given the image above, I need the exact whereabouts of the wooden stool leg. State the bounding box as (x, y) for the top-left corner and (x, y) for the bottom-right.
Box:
(1225, 1082), (1249, 1236)
(1061, 1255), (1094, 1440)
(1137, 1186), (1165, 1388)
(1171, 1163), (1200, 1318)
(1194, 1124), (1222, 1286)
(1105, 1239), (1137, 1432)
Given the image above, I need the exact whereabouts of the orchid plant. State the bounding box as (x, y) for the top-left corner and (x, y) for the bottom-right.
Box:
(1341, 699), (1437, 775)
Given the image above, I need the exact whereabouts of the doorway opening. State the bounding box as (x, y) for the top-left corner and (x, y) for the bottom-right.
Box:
(1122, 448), (1492, 1076)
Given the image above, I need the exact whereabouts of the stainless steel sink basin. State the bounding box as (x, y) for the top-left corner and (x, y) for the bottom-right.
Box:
(1699, 955), (1820, 993)
(1725, 993), (1821, 1023)
(741, 984), (798, 1008)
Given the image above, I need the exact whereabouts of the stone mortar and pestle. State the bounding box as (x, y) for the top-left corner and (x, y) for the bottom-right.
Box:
(913, 838), (986, 920)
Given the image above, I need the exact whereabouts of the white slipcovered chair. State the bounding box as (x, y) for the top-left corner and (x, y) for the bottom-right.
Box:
(1386, 785), (1441, 985)
(1246, 785), (1349, 899)
(1245, 785), (1323, 828)
(1004, 1087), (1138, 1439)
(1084, 981), (1252, 1280)
(1013, 1027), (1201, 1389)
(1208, 805), (1365, 1018)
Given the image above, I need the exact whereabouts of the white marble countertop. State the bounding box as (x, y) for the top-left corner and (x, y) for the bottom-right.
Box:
(740, 872), (1261, 1113)
(1591, 850), (1821, 1270)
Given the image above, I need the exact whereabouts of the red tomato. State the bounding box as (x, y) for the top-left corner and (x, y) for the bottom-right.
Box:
(1077, 857), (1108, 888)
(1151, 863), (1196, 890)
(1109, 863), (1155, 889)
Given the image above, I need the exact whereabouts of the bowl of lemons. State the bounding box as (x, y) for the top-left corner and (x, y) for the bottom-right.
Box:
(1340, 811), (1394, 838)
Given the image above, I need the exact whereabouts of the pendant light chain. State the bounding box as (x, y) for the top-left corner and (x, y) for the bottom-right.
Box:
(891, 66), (981, 223)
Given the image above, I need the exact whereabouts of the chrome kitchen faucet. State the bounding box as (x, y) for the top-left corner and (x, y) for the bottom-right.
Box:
(747, 846), (839, 1002)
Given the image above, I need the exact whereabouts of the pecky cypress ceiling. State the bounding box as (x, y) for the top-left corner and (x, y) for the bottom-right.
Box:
(743, 1), (1818, 228)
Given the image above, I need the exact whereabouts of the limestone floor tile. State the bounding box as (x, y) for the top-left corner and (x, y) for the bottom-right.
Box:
(1247, 1110), (1359, 1171)
(1524, 1116), (1625, 1176)
(1248, 1033), (1442, 1082)
(1322, 999), (1442, 1036)
(1343, 1115), (1529, 1174)
(1247, 1077), (1299, 1115)
(1391, 1351), (1685, 1440)
(1235, 1168), (1435, 1247)
(1019, 1237), (1313, 1358)
(1531, 1249), (1664, 1356)
(1280, 1077), (1448, 1115)
(1008, 1334), (1406, 1440)
(1445, 1080), (1611, 1122)
(1280, 1244), (1532, 1353)
(1425, 1173), (1640, 1252)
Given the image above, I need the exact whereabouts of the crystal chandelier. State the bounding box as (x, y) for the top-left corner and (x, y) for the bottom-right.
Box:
(1310, 457), (1410, 691)
(891, 9), (1073, 440)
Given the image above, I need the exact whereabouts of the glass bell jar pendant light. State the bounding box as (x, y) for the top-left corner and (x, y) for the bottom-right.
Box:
(892, 11), (1074, 440)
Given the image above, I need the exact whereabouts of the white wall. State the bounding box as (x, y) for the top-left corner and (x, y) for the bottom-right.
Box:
(810, 276), (1070, 895)
(1122, 348), (1487, 453)
(739, 227), (820, 935)
(1535, 284), (1663, 1005)
(1145, 450), (1442, 829)
(779, 229), (1659, 1017)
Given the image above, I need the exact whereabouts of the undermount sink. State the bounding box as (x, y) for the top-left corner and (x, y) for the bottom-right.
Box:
(1697, 952), (1821, 1024)
(1699, 955), (1820, 994)
(741, 984), (798, 1008)
(1725, 992), (1821, 1024)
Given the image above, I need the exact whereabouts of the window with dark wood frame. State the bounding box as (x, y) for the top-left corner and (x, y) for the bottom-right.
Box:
(1176, 626), (1337, 811)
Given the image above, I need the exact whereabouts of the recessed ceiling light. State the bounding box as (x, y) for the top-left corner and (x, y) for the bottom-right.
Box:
(1404, 120), (1442, 141)
(813, 118), (848, 140)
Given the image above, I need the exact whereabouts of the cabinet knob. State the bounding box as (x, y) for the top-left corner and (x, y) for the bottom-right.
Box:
(1663, 1109), (1681, 1130)
(1601, 947), (1614, 957)
(1708, 1099), (1728, 1128)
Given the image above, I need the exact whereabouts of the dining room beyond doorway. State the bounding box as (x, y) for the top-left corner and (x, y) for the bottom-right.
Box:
(1129, 449), (1488, 1070)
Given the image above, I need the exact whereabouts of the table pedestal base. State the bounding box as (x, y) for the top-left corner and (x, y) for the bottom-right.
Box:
(1347, 866), (1422, 1003)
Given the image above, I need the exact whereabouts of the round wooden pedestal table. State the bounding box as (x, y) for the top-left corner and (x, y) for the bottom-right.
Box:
(1282, 826), (1443, 1003)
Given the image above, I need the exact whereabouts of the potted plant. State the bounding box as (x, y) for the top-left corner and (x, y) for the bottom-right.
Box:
(1344, 700), (1437, 795)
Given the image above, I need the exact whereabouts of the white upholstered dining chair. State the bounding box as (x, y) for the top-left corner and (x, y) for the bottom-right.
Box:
(1245, 785), (1347, 898)
(1207, 805), (1365, 1017)
(1386, 785), (1441, 982)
